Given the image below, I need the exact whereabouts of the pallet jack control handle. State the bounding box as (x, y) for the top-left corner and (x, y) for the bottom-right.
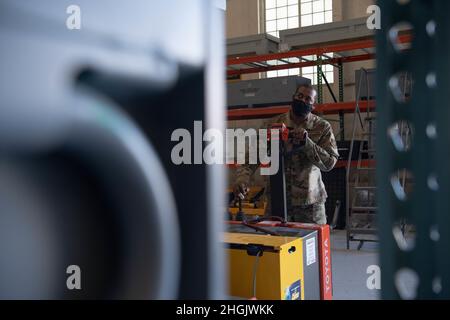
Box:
(248, 216), (287, 225)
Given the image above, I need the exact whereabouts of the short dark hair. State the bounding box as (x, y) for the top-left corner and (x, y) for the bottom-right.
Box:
(294, 83), (316, 97)
(298, 83), (313, 90)
(296, 83), (314, 92)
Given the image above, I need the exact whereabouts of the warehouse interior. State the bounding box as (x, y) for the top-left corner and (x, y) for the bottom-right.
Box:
(0, 0), (449, 301)
(226, 0), (382, 300)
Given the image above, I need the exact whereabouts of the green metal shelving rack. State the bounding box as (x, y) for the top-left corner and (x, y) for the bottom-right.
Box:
(377, 0), (450, 299)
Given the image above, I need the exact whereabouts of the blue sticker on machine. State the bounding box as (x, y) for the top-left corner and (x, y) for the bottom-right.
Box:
(284, 280), (301, 300)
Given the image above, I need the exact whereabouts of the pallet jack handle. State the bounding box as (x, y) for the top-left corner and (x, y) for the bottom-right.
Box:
(248, 216), (288, 226)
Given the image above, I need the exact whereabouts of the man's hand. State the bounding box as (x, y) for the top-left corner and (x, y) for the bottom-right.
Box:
(233, 183), (250, 200)
(291, 128), (307, 145)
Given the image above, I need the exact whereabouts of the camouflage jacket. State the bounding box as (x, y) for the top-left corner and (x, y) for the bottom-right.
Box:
(236, 111), (339, 207)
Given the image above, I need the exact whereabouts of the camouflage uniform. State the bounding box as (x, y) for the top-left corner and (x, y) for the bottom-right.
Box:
(235, 111), (339, 225)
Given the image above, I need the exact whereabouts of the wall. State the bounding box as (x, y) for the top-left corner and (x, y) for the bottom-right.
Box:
(226, 0), (260, 38)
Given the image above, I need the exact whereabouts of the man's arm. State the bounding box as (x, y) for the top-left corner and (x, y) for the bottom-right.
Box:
(234, 118), (272, 196)
(303, 123), (339, 172)
(235, 163), (259, 192)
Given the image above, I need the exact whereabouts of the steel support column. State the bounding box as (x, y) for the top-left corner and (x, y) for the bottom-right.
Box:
(317, 55), (323, 104)
(338, 61), (345, 141)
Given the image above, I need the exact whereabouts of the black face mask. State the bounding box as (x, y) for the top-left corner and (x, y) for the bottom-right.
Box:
(292, 100), (313, 118)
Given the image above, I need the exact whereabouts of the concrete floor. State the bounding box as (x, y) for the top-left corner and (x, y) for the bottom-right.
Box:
(331, 230), (380, 300)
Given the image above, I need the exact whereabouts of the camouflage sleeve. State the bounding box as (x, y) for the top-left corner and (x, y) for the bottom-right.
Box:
(235, 163), (259, 187)
(234, 118), (273, 186)
(303, 123), (339, 172)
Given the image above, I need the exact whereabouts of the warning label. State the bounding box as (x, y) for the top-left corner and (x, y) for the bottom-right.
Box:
(306, 238), (316, 266)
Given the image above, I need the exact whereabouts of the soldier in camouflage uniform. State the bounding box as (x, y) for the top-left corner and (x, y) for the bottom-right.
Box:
(234, 84), (339, 225)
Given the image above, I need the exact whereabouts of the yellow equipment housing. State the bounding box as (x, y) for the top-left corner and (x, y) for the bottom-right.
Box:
(225, 232), (304, 300)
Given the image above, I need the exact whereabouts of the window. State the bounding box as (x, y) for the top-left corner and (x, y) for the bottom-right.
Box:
(300, 0), (333, 27)
(266, 58), (301, 78)
(267, 55), (334, 84)
(265, 0), (333, 37)
(265, 0), (334, 82)
(300, 54), (334, 85)
(265, 0), (299, 38)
